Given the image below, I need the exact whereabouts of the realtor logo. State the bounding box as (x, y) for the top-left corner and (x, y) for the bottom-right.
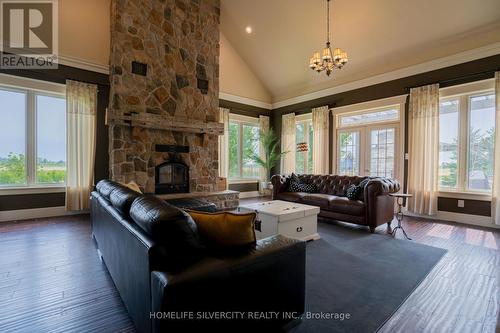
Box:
(0, 0), (58, 69)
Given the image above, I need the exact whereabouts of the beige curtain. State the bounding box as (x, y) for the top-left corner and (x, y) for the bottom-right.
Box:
(312, 106), (330, 175)
(281, 113), (296, 174)
(259, 115), (270, 193)
(218, 107), (230, 182)
(493, 72), (500, 225)
(66, 80), (98, 211)
(407, 84), (440, 215)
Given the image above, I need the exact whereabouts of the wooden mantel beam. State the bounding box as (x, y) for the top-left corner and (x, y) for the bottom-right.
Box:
(108, 113), (224, 135)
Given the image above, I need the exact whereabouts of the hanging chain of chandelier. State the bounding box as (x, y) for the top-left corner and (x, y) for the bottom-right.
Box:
(309, 0), (348, 76)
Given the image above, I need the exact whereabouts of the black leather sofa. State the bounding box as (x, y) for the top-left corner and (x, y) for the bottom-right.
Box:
(91, 180), (306, 333)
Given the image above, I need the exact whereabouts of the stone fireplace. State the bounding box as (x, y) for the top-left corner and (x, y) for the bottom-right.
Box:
(108, 0), (224, 195)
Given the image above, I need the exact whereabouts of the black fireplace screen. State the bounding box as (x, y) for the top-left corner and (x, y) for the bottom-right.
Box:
(155, 161), (189, 194)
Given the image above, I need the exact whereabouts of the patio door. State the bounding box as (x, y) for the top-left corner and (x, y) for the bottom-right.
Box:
(337, 125), (399, 178)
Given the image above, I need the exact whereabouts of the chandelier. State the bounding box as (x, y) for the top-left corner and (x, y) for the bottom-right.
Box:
(309, 0), (348, 76)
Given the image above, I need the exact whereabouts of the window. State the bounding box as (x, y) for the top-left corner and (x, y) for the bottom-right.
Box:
(438, 100), (459, 189)
(0, 88), (26, 186)
(295, 117), (313, 174)
(438, 83), (495, 193)
(228, 115), (260, 180)
(334, 100), (403, 179)
(338, 131), (360, 176)
(0, 79), (66, 188)
(338, 108), (399, 127)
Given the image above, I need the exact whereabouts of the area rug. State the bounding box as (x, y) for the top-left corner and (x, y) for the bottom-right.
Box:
(290, 222), (447, 333)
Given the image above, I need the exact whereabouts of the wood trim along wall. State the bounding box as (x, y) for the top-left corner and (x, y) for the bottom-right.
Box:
(0, 62), (110, 211)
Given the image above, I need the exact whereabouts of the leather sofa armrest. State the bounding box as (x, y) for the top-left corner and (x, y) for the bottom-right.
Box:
(150, 235), (306, 331)
(364, 178), (401, 231)
(271, 174), (290, 200)
(364, 178), (400, 199)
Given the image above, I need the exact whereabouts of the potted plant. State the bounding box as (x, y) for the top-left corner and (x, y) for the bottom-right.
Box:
(247, 128), (288, 190)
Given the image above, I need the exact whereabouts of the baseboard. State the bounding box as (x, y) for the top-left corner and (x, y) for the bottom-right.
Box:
(406, 210), (500, 230)
(0, 206), (87, 223)
(239, 191), (261, 199)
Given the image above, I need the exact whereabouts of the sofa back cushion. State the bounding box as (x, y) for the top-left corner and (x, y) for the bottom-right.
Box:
(297, 175), (368, 196)
(96, 179), (120, 200)
(109, 186), (141, 216)
(130, 196), (202, 251)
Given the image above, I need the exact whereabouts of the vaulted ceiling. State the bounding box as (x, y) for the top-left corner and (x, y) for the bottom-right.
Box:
(221, 0), (500, 104)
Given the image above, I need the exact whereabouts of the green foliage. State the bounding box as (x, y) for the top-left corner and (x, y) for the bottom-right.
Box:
(468, 127), (495, 175)
(0, 153), (26, 185)
(0, 153), (66, 185)
(246, 128), (288, 181)
(228, 123), (239, 178)
(439, 127), (495, 189)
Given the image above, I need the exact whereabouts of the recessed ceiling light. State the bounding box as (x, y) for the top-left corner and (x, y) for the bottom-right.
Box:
(245, 26), (253, 34)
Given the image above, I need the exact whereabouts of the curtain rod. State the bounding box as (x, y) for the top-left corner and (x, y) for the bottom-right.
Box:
(405, 69), (498, 91)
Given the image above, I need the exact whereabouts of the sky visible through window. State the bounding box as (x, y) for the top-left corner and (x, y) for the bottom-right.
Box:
(36, 95), (66, 162)
(0, 90), (26, 159)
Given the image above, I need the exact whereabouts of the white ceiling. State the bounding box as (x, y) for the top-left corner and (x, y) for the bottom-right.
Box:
(221, 0), (500, 104)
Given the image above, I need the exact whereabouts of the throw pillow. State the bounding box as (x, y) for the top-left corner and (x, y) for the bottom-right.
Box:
(120, 181), (142, 194)
(289, 181), (317, 193)
(186, 210), (257, 248)
(288, 173), (317, 193)
(346, 184), (361, 200)
(346, 178), (370, 201)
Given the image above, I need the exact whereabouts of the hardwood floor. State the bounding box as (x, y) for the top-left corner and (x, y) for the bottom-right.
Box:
(0, 216), (135, 333)
(0, 202), (498, 333)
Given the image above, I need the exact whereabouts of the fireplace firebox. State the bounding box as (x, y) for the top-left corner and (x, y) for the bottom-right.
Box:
(155, 155), (189, 194)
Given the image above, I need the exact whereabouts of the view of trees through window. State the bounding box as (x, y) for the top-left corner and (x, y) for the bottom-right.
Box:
(295, 120), (313, 174)
(438, 93), (495, 192)
(0, 88), (66, 186)
(228, 121), (259, 179)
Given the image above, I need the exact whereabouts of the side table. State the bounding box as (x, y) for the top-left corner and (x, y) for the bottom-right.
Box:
(389, 193), (413, 240)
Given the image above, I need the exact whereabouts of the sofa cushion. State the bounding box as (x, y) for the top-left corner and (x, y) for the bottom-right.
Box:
(302, 193), (336, 209)
(109, 186), (141, 216)
(186, 210), (257, 249)
(96, 179), (119, 200)
(329, 196), (365, 216)
(277, 192), (307, 202)
(130, 196), (202, 250)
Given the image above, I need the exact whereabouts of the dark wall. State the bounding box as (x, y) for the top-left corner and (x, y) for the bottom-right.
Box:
(271, 54), (500, 216)
(219, 99), (272, 117)
(0, 64), (110, 211)
(229, 182), (259, 192)
(437, 197), (491, 217)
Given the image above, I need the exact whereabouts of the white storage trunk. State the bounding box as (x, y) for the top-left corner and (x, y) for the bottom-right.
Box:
(238, 200), (320, 241)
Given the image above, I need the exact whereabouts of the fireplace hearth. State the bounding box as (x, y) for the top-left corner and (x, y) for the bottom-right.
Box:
(155, 155), (189, 194)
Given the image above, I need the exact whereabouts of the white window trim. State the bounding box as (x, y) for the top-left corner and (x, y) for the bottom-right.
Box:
(0, 75), (66, 191)
(228, 114), (260, 183)
(331, 95), (406, 180)
(438, 79), (495, 195)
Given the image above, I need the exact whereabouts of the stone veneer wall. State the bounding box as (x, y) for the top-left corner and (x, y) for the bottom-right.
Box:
(108, 0), (220, 193)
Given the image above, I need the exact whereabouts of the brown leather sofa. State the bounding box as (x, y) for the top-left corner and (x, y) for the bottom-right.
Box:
(271, 174), (400, 233)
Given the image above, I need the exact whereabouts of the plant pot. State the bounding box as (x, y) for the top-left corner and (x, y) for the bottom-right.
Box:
(260, 181), (269, 191)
